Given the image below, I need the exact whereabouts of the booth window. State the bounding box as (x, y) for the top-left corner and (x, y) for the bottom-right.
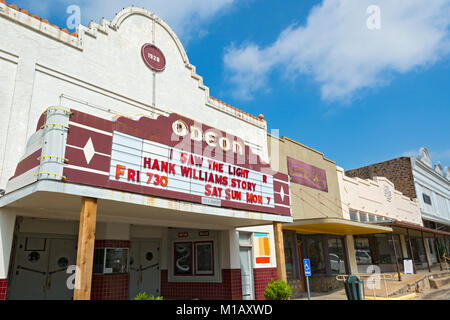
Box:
(93, 248), (129, 274)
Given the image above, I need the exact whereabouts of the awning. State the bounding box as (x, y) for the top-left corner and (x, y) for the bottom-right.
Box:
(380, 220), (450, 237)
(282, 217), (392, 236)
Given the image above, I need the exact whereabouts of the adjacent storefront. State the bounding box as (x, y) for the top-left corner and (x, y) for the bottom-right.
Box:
(337, 167), (450, 276)
(268, 135), (390, 296)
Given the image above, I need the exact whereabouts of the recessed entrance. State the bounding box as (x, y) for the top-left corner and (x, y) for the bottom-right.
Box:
(129, 240), (161, 299)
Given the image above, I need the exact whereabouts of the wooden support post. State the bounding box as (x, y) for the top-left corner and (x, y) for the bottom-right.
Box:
(435, 235), (443, 272)
(406, 229), (417, 274)
(273, 222), (287, 283)
(422, 231), (431, 273)
(73, 197), (98, 300)
(391, 233), (402, 281)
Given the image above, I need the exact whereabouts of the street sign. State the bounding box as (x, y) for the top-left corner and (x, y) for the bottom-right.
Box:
(303, 259), (311, 276)
(303, 259), (311, 300)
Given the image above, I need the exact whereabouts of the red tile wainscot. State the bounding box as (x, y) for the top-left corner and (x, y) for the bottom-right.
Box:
(254, 268), (277, 300)
(91, 274), (129, 300)
(0, 279), (7, 300)
(161, 269), (242, 300)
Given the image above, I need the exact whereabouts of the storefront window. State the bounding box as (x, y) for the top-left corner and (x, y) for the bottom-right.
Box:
(374, 234), (402, 265)
(354, 237), (372, 266)
(355, 235), (403, 268)
(307, 237), (326, 275)
(408, 237), (428, 269)
(327, 238), (347, 274)
(283, 233), (297, 279)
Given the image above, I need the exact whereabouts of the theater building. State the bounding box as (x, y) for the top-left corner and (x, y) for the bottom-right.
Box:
(267, 135), (391, 296)
(0, 3), (292, 300)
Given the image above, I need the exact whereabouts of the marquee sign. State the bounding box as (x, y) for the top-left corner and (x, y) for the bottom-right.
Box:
(61, 110), (291, 216)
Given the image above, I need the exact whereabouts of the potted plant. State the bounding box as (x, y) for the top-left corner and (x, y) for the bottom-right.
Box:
(264, 278), (291, 300)
(132, 292), (164, 300)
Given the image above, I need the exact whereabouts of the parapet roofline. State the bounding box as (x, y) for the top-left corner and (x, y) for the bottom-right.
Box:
(0, 1), (266, 128)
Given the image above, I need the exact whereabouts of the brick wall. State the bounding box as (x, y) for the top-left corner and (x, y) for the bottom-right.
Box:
(91, 274), (129, 300)
(161, 269), (242, 300)
(345, 157), (416, 199)
(253, 268), (277, 300)
(0, 279), (7, 300)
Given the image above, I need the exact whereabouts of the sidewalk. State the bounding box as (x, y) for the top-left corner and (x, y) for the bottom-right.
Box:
(293, 268), (450, 300)
(293, 289), (347, 300)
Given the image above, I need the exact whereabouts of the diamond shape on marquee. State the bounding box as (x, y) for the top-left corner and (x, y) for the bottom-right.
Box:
(83, 138), (96, 165)
(280, 186), (285, 202)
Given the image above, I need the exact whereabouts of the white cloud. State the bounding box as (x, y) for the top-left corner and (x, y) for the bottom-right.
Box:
(13, 0), (235, 41)
(224, 0), (450, 101)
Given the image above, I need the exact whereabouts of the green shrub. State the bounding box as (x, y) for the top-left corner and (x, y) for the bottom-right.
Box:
(132, 292), (164, 300)
(264, 278), (291, 300)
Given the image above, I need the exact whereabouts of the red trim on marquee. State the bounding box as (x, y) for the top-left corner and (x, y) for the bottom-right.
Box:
(8, 149), (41, 181)
(66, 124), (113, 154)
(65, 146), (111, 172)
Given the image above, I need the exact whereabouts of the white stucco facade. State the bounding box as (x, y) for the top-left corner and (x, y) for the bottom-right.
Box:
(337, 167), (422, 226)
(411, 148), (450, 226)
(0, 4), (268, 191)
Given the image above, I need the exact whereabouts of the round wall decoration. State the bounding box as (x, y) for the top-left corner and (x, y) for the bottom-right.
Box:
(141, 43), (166, 72)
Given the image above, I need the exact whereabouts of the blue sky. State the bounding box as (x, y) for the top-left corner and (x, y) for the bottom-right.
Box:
(8, 0), (450, 171)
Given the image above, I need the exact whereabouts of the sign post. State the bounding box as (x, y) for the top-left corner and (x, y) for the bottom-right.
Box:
(303, 259), (311, 300)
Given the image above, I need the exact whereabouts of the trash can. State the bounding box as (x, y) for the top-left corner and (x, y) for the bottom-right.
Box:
(344, 275), (364, 300)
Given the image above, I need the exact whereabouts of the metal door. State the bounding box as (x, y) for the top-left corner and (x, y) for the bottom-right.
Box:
(129, 241), (160, 299)
(8, 236), (76, 300)
(45, 238), (77, 300)
(239, 247), (254, 300)
(8, 236), (49, 300)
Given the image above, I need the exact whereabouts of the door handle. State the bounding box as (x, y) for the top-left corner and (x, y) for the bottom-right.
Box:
(17, 265), (46, 275)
